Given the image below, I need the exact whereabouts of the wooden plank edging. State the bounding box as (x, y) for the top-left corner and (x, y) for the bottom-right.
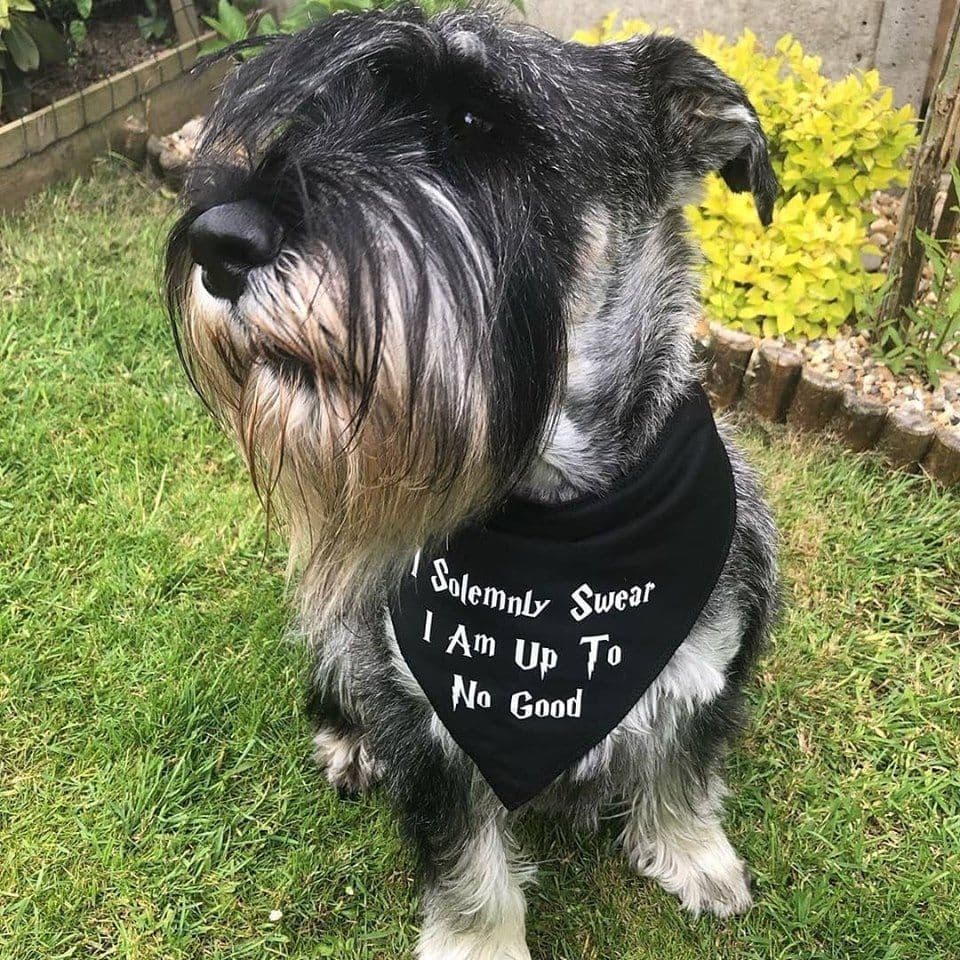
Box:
(699, 324), (960, 487)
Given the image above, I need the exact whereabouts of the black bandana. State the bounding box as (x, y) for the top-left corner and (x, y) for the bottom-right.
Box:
(388, 385), (736, 810)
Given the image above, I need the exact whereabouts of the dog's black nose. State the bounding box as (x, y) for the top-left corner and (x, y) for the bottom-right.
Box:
(189, 200), (283, 302)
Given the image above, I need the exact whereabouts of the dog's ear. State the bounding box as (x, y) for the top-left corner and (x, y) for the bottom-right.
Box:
(634, 35), (778, 225)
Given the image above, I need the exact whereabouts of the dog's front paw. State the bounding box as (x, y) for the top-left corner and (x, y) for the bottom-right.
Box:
(630, 834), (753, 919)
(312, 727), (381, 797)
(671, 857), (753, 919)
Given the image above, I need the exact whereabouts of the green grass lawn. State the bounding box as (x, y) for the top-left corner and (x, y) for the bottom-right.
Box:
(1, 163), (959, 960)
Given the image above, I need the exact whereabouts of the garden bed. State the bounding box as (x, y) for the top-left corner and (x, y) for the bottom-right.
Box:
(700, 321), (960, 487)
(0, 0), (216, 211)
(20, 18), (170, 118)
(767, 326), (959, 431)
(741, 184), (960, 449)
(0, 23), (225, 212)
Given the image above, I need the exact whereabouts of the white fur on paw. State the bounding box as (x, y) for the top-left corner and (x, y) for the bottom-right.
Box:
(631, 834), (753, 919)
(311, 727), (380, 794)
(416, 921), (532, 960)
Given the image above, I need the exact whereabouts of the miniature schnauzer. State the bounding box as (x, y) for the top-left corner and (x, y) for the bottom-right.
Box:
(165, 7), (779, 958)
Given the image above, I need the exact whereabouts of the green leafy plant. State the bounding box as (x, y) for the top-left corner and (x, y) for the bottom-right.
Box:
(0, 0), (67, 118)
(873, 170), (960, 388)
(575, 15), (919, 340)
(137, 0), (169, 41)
(67, 0), (90, 48)
(200, 0), (276, 56)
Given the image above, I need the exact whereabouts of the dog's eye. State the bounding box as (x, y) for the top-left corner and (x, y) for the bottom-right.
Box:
(448, 108), (494, 138)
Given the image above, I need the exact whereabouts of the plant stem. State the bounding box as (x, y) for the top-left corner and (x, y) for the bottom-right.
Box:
(878, 2), (960, 331)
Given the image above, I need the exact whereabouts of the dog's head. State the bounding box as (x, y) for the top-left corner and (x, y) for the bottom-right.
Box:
(164, 6), (775, 620)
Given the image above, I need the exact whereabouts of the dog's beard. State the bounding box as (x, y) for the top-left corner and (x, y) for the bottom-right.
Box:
(169, 200), (496, 627)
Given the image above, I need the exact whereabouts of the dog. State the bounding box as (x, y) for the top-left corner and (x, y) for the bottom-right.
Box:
(164, 6), (780, 958)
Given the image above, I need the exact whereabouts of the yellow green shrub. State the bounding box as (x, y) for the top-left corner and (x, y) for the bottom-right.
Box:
(573, 14), (919, 339)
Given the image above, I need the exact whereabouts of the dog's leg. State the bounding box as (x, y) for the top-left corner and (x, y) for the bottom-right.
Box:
(393, 768), (532, 960)
(620, 764), (752, 918)
(309, 689), (379, 798)
(306, 622), (382, 798)
(416, 811), (533, 960)
(310, 722), (380, 798)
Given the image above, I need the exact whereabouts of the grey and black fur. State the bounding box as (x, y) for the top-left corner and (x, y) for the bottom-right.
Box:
(165, 7), (780, 957)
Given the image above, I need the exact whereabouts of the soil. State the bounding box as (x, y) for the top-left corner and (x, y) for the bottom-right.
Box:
(4, 18), (171, 123)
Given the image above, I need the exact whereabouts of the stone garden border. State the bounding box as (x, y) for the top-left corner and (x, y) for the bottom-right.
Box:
(0, 3), (227, 214)
(701, 323), (960, 488)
